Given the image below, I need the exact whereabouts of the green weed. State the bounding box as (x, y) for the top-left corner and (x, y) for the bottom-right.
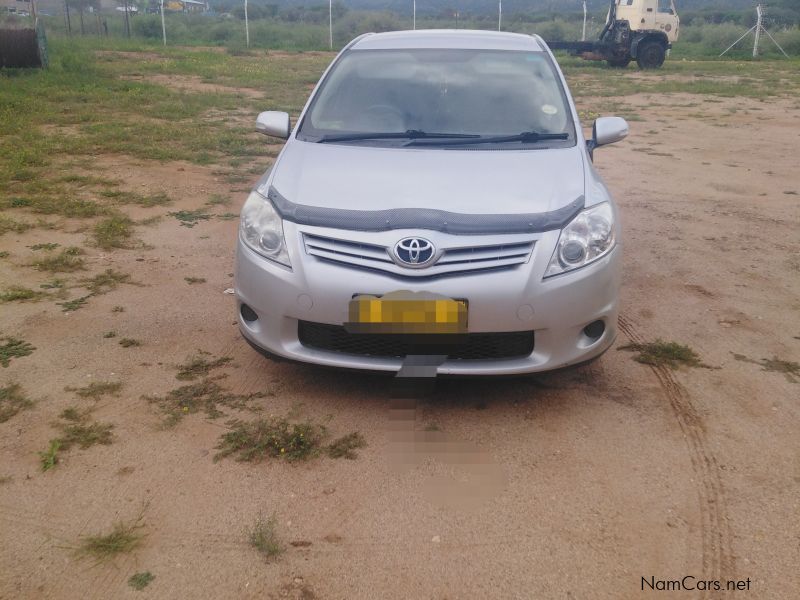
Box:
(733, 353), (799, 383)
(57, 296), (90, 312)
(0, 286), (45, 303)
(79, 269), (136, 295)
(75, 514), (145, 563)
(0, 337), (36, 367)
(119, 338), (142, 348)
(249, 514), (283, 562)
(31, 247), (86, 273)
(28, 243), (59, 251)
(0, 382), (34, 423)
(93, 215), (135, 249)
(0, 215), (32, 236)
(215, 417), (366, 462)
(169, 209), (212, 228)
(175, 351), (232, 380)
(326, 432), (367, 460)
(39, 439), (61, 471)
(128, 571), (155, 591)
(65, 381), (123, 400)
(184, 276), (206, 284)
(619, 340), (707, 369)
(145, 377), (266, 427)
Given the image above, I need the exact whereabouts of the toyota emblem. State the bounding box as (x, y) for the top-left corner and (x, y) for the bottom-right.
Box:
(394, 237), (436, 268)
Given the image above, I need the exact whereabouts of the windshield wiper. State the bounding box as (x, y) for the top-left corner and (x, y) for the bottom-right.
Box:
(315, 130), (480, 143)
(406, 131), (570, 146)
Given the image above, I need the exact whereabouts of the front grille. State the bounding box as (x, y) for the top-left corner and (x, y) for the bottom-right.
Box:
(298, 321), (534, 360)
(303, 232), (534, 278)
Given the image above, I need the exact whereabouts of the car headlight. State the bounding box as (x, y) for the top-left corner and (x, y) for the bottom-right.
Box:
(544, 202), (615, 277)
(240, 191), (291, 267)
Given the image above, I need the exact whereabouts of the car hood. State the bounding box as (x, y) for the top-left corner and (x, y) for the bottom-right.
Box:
(267, 140), (585, 216)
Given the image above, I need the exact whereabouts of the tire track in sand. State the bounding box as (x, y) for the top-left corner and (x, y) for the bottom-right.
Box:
(618, 314), (734, 597)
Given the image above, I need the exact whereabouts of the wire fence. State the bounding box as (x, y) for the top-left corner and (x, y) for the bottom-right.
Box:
(2, 2), (798, 57)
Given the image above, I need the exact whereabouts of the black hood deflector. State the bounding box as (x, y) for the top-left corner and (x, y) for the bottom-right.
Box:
(266, 186), (584, 235)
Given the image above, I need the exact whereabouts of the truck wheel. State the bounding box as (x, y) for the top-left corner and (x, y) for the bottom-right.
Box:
(636, 42), (666, 69)
(607, 56), (631, 68)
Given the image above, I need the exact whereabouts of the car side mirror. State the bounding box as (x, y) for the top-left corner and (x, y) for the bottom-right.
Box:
(593, 116), (629, 148)
(256, 111), (291, 139)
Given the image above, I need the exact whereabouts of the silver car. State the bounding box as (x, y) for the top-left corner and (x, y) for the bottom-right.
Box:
(236, 30), (627, 375)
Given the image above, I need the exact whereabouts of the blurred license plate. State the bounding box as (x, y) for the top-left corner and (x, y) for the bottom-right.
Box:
(346, 292), (467, 334)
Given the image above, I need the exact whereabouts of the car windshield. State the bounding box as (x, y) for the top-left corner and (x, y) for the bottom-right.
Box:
(297, 48), (575, 148)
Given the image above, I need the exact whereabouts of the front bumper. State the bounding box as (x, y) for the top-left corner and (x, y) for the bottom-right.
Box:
(235, 222), (621, 375)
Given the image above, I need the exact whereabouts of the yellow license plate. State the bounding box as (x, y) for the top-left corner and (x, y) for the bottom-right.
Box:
(346, 291), (467, 334)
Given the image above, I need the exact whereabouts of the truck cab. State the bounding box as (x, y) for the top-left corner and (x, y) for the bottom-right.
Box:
(616, 0), (679, 44)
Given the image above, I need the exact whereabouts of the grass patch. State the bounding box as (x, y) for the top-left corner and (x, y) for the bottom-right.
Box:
(215, 417), (366, 462)
(40, 407), (115, 470)
(169, 209), (212, 228)
(619, 340), (708, 369)
(0, 337), (36, 367)
(93, 215), (135, 249)
(206, 194), (230, 206)
(56, 407), (115, 449)
(184, 276), (206, 284)
(0, 286), (45, 303)
(145, 376), (267, 427)
(31, 247), (86, 273)
(733, 353), (799, 383)
(112, 305), (125, 312)
(128, 571), (155, 591)
(104, 331), (117, 338)
(175, 351), (232, 381)
(65, 381), (123, 400)
(326, 432), (367, 460)
(79, 269), (136, 295)
(57, 295), (91, 312)
(0, 215), (33, 236)
(119, 338), (142, 348)
(28, 242), (59, 251)
(102, 189), (172, 208)
(75, 514), (145, 564)
(217, 212), (238, 221)
(40, 278), (66, 290)
(0, 382), (34, 423)
(249, 514), (283, 562)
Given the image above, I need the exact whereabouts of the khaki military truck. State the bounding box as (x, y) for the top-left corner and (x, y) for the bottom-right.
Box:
(547, 0), (680, 69)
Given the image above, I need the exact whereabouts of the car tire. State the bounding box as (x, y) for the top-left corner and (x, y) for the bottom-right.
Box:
(636, 41), (666, 69)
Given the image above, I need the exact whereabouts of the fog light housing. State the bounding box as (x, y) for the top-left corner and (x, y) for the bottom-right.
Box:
(583, 320), (605, 340)
(240, 303), (258, 323)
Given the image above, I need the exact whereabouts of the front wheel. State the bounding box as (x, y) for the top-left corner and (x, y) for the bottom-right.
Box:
(636, 41), (666, 69)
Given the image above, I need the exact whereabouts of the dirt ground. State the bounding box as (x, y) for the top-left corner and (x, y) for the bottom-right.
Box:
(1, 58), (799, 600)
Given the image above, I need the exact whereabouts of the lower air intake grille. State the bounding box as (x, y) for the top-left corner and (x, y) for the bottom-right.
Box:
(298, 321), (534, 360)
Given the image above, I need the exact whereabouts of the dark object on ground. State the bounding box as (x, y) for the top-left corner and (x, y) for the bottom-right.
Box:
(0, 22), (48, 69)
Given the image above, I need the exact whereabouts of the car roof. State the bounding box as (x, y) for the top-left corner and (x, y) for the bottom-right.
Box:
(350, 29), (545, 52)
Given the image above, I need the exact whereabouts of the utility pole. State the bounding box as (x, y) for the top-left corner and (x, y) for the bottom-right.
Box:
(413, 0), (416, 30)
(160, 0), (166, 45)
(720, 4), (789, 59)
(582, 1), (587, 41)
(498, 0), (502, 31)
(64, 0), (71, 35)
(752, 3), (762, 57)
(244, 0), (250, 48)
(328, 0), (333, 49)
(123, 0), (131, 38)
